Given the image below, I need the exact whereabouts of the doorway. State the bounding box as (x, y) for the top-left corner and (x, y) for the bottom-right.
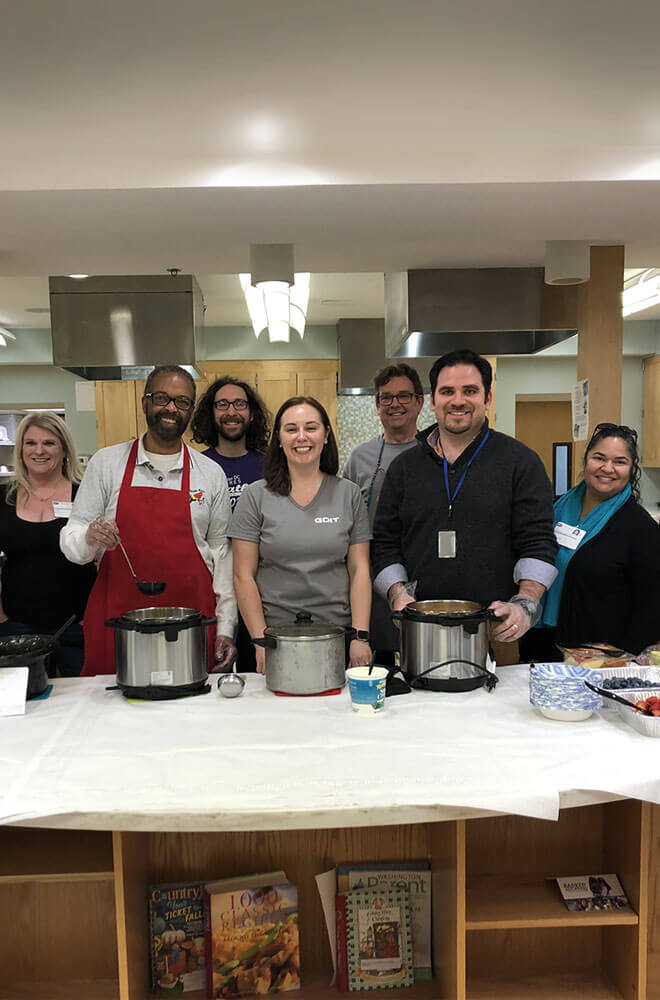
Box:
(515, 397), (573, 487)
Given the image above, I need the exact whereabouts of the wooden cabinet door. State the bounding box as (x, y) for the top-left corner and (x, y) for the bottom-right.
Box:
(295, 361), (339, 432)
(642, 354), (660, 467)
(254, 363), (298, 419)
(95, 381), (138, 449)
(198, 361), (259, 388)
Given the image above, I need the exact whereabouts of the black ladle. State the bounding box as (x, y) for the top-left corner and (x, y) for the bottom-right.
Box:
(116, 536), (166, 596)
(584, 680), (654, 716)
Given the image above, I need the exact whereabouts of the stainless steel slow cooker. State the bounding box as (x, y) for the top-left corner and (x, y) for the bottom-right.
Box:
(105, 607), (215, 697)
(392, 600), (498, 692)
(253, 611), (346, 695)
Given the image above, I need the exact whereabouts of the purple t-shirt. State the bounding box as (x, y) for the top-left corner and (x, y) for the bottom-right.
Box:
(203, 448), (264, 510)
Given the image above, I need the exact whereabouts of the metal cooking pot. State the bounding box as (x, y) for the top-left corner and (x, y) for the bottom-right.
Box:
(105, 607), (215, 696)
(392, 600), (498, 692)
(253, 612), (346, 695)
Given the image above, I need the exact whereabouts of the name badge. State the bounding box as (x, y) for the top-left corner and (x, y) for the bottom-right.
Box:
(554, 521), (586, 550)
(437, 530), (456, 559)
(52, 502), (73, 519)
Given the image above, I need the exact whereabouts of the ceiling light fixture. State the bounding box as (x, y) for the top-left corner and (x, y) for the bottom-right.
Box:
(69, 274), (89, 279)
(240, 243), (310, 343)
(0, 327), (17, 348)
(544, 241), (590, 285)
(622, 268), (660, 317)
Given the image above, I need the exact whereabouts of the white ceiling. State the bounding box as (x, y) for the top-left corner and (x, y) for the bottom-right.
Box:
(2, 0), (660, 328)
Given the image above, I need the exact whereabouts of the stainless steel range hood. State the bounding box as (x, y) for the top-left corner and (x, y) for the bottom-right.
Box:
(49, 274), (205, 379)
(385, 268), (577, 357)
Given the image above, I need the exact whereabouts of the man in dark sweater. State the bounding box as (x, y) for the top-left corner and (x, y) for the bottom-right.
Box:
(372, 350), (558, 644)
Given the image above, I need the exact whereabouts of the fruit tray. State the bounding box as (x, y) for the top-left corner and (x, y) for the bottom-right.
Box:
(614, 687), (660, 738)
(598, 665), (660, 689)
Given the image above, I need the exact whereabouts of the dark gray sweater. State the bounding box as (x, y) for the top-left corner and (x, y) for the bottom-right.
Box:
(372, 421), (557, 606)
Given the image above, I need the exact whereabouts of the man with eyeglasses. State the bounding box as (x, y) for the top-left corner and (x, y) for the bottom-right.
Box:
(343, 363), (424, 664)
(190, 376), (270, 511)
(61, 365), (237, 676)
(190, 376), (271, 672)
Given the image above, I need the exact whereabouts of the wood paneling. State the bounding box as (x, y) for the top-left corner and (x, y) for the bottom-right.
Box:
(642, 355), (660, 467)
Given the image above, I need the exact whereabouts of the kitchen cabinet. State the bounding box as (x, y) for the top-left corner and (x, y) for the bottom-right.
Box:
(95, 361), (337, 452)
(642, 354), (660, 467)
(0, 801), (656, 1000)
(200, 360), (339, 430)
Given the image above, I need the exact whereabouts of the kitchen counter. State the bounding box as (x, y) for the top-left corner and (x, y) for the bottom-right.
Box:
(1, 666), (659, 1000)
(2, 665), (659, 831)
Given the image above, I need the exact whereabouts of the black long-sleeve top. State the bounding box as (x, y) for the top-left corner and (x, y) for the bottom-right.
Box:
(372, 421), (557, 606)
(556, 497), (660, 655)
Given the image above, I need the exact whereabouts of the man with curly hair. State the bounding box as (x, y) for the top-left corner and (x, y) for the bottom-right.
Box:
(191, 375), (271, 671)
(191, 376), (271, 511)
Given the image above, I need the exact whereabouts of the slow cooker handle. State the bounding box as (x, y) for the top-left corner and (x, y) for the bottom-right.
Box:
(253, 635), (278, 649)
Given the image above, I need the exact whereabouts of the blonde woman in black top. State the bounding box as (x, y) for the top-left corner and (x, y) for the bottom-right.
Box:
(0, 412), (95, 675)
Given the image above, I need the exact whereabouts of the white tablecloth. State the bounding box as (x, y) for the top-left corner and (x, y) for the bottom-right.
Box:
(1, 667), (658, 831)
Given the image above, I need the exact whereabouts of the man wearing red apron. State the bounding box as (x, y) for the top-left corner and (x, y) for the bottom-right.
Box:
(60, 366), (237, 675)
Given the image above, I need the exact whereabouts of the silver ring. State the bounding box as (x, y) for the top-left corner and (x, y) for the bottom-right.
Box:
(512, 623), (518, 631)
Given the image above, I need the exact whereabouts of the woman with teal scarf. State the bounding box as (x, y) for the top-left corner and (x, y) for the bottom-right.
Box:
(520, 423), (660, 661)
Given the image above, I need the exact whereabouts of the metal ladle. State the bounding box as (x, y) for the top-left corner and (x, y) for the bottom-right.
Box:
(116, 536), (167, 596)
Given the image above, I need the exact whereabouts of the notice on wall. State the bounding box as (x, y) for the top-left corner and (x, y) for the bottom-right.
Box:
(571, 379), (589, 441)
(75, 380), (97, 412)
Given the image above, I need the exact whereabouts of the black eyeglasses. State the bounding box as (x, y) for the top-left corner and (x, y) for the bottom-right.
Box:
(213, 399), (249, 411)
(376, 391), (419, 406)
(592, 422), (638, 441)
(144, 392), (194, 412)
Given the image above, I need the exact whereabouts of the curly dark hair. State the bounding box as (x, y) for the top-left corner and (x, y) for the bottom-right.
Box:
(584, 422), (641, 501)
(190, 376), (271, 451)
(264, 396), (339, 496)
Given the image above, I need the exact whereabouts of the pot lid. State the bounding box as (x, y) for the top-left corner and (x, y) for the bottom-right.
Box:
(408, 600), (483, 617)
(265, 611), (345, 640)
(120, 607), (201, 625)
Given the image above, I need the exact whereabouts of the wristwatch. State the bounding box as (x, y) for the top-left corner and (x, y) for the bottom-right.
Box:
(349, 628), (371, 642)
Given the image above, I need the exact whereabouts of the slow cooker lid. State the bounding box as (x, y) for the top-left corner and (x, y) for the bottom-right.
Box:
(120, 607), (201, 625)
(265, 622), (345, 640)
(408, 600), (483, 617)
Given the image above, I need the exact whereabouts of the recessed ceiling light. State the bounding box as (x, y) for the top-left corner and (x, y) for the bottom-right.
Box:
(69, 274), (89, 279)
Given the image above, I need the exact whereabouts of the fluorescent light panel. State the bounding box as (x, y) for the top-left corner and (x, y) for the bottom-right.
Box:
(239, 273), (311, 342)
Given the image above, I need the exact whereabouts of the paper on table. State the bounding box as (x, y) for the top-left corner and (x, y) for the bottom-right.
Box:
(0, 667), (29, 716)
(315, 868), (338, 984)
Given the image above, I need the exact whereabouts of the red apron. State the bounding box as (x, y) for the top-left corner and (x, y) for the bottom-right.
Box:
(82, 440), (216, 675)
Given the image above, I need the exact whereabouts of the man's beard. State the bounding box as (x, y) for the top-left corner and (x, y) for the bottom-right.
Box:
(146, 409), (189, 442)
(217, 416), (248, 443)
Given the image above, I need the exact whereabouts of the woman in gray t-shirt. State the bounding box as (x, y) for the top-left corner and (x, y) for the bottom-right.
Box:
(230, 396), (372, 673)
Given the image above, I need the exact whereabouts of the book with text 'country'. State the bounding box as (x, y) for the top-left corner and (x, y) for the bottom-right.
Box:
(336, 886), (414, 992)
(204, 871), (300, 999)
(148, 880), (206, 993)
(336, 862), (431, 982)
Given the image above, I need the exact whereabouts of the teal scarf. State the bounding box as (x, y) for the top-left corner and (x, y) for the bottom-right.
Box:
(538, 481), (632, 628)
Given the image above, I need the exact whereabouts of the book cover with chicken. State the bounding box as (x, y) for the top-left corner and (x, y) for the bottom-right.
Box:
(205, 873), (300, 999)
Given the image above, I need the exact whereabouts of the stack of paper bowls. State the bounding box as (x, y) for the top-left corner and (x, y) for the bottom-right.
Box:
(529, 662), (602, 722)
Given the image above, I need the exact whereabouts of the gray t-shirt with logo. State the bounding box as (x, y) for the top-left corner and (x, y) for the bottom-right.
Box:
(229, 474), (372, 626)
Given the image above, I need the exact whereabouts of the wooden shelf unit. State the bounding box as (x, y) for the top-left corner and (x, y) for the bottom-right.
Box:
(0, 800), (657, 1000)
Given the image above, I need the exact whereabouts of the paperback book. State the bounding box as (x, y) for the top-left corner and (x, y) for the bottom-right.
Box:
(555, 873), (631, 912)
(336, 887), (414, 992)
(205, 870), (300, 999)
(336, 862), (431, 981)
(148, 880), (206, 993)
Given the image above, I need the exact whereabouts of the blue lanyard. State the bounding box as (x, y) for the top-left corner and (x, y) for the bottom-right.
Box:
(365, 437), (386, 510)
(441, 430), (490, 519)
